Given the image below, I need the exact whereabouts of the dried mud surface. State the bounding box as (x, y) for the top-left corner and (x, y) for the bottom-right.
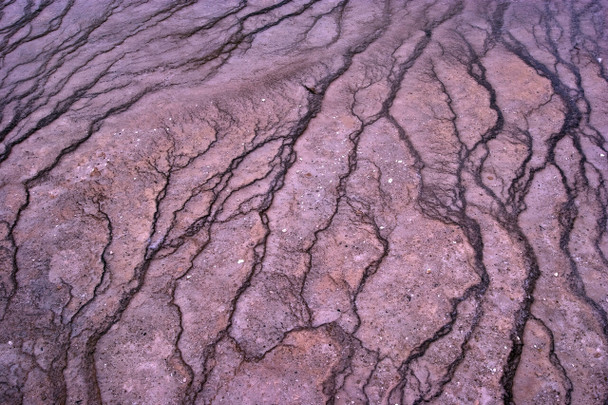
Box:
(1, 0), (608, 404)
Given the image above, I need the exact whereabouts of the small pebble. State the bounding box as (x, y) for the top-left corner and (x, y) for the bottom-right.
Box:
(282, 228), (287, 233)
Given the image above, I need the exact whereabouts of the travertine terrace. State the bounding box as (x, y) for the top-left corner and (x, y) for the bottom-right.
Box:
(1, 0), (607, 404)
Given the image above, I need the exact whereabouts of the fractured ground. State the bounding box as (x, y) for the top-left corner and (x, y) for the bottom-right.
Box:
(1, 0), (607, 404)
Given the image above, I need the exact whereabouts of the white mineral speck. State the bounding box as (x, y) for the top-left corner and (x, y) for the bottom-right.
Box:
(388, 178), (393, 183)
(237, 259), (245, 264)
(282, 228), (287, 233)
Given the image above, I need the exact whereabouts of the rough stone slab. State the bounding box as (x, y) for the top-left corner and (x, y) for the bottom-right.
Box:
(0, 0), (607, 404)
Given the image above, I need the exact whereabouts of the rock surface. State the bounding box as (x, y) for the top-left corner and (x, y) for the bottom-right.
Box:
(1, 0), (607, 404)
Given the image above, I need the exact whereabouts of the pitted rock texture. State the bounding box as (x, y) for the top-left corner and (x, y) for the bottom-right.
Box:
(1, 0), (608, 404)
